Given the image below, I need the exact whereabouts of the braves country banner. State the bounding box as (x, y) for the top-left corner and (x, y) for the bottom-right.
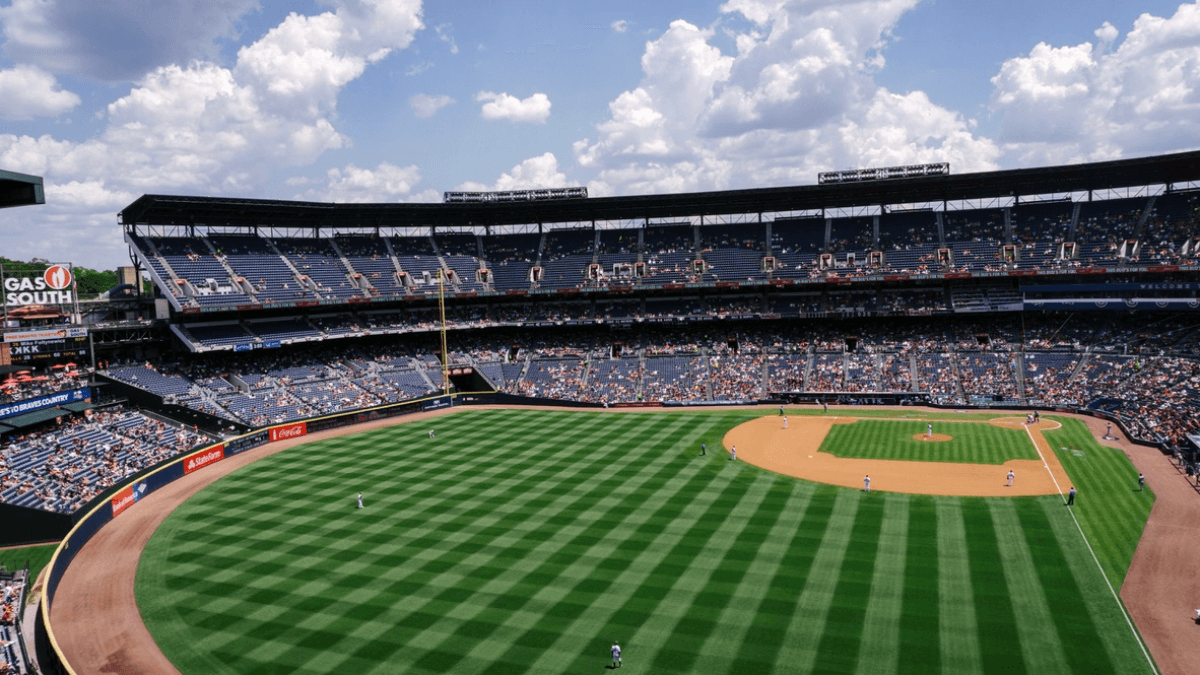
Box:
(0, 387), (89, 420)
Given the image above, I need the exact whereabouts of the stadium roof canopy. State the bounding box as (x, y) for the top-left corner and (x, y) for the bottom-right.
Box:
(0, 169), (45, 210)
(120, 150), (1200, 230)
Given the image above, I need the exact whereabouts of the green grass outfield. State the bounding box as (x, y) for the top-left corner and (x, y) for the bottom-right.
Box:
(136, 409), (1156, 675)
(0, 542), (55, 600)
(819, 419), (1039, 464)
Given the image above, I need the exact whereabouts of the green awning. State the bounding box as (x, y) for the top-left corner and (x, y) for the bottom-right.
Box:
(3, 407), (69, 428)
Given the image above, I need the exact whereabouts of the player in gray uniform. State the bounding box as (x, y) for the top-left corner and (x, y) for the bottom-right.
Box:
(611, 641), (621, 668)
(864, 475), (871, 492)
(357, 493), (364, 509)
(730, 445), (737, 461)
(1007, 470), (1014, 487)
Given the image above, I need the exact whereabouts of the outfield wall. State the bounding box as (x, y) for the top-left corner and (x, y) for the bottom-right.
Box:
(31, 391), (1157, 675)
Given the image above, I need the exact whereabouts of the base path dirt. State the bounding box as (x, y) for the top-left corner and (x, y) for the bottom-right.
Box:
(723, 415), (1071, 497)
(44, 404), (1199, 675)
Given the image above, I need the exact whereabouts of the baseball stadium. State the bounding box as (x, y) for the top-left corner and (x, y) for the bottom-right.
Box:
(2, 152), (1200, 675)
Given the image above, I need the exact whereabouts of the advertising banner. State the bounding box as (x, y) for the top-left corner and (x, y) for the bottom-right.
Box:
(110, 486), (134, 518)
(422, 396), (452, 411)
(226, 430), (269, 456)
(269, 421), (307, 442)
(183, 445), (225, 474)
(0, 387), (90, 420)
(2, 264), (75, 308)
(3, 327), (87, 342)
(110, 481), (148, 518)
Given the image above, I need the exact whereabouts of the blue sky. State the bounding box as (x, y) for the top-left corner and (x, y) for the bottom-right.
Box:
(0, 0), (1197, 269)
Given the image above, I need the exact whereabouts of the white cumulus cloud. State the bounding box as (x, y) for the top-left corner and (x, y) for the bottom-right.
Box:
(991, 2), (1200, 165)
(0, 0), (425, 269)
(612, 20), (629, 33)
(575, 2), (998, 196)
(0, 0), (262, 81)
(455, 152), (577, 192)
(410, 93), (454, 118)
(317, 162), (436, 203)
(0, 65), (80, 120)
(476, 91), (552, 124)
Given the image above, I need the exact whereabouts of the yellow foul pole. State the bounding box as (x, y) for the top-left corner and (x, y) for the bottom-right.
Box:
(438, 269), (450, 396)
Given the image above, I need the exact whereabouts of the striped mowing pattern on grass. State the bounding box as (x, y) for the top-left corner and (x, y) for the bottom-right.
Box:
(137, 410), (1154, 675)
(1041, 418), (1154, 591)
(819, 419), (1039, 464)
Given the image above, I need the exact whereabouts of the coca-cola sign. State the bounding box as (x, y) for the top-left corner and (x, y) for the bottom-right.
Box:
(270, 422), (308, 442)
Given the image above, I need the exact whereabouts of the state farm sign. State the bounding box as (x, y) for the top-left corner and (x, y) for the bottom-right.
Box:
(4, 264), (75, 307)
(269, 421), (307, 442)
(184, 445), (225, 474)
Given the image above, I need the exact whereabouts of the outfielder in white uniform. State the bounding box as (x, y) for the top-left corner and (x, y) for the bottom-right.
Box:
(429, 429), (435, 439)
(864, 475), (871, 492)
(730, 446), (737, 461)
(1007, 470), (1014, 487)
(612, 642), (621, 668)
(357, 493), (364, 509)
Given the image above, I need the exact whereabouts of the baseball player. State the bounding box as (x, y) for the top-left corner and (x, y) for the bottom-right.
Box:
(1137, 473), (1145, 491)
(1007, 470), (1014, 487)
(701, 443), (706, 456)
(730, 445), (737, 461)
(1067, 486), (1076, 506)
(822, 401), (828, 413)
(779, 405), (784, 416)
(429, 429), (435, 439)
(357, 493), (364, 509)
(864, 475), (871, 492)
(611, 641), (621, 668)
(926, 423), (932, 439)
(783, 416), (788, 429)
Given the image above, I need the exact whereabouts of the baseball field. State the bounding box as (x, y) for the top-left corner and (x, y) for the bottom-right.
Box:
(132, 408), (1157, 674)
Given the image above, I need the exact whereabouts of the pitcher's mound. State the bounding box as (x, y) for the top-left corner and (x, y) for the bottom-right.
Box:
(912, 433), (953, 442)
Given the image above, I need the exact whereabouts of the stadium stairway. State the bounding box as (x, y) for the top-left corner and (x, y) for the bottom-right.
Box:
(264, 237), (323, 301)
(1014, 350), (1029, 404)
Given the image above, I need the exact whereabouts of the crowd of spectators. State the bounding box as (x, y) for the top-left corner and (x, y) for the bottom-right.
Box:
(1, 406), (211, 513)
(1, 569), (25, 675)
(133, 193), (1200, 314)
(0, 368), (86, 406)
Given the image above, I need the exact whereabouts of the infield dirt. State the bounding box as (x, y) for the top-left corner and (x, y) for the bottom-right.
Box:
(723, 415), (1071, 497)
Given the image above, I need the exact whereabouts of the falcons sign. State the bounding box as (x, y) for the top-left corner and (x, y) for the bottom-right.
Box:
(4, 264), (75, 306)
